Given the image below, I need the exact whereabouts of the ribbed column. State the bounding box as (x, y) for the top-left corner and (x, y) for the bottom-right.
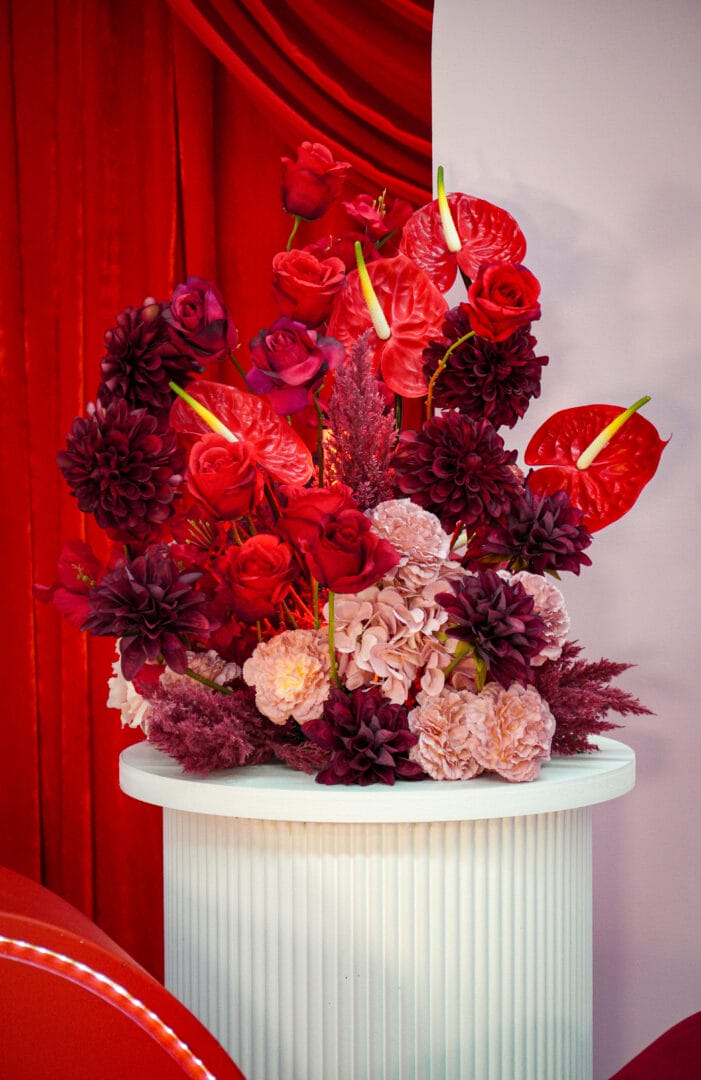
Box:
(164, 807), (592, 1080)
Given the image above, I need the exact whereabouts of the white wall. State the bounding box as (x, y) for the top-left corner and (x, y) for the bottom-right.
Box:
(433, 1), (700, 1076)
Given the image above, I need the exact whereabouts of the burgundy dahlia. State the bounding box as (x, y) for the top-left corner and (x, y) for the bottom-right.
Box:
(422, 305), (548, 429)
(57, 400), (184, 543)
(98, 299), (203, 416)
(83, 546), (214, 680)
(437, 569), (546, 688)
(476, 486), (593, 575)
(393, 412), (521, 532)
(302, 686), (425, 786)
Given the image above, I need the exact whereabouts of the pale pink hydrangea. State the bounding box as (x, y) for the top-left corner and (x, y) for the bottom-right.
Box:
(161, 649), (241, 688)
(368, 499), (452, 589)
(465, 681), (556, 782)
(509, 571), (570, 665)
(107, 647), (150, 731)
(408, 689), (483, 780)
(242, 629), (331, 725)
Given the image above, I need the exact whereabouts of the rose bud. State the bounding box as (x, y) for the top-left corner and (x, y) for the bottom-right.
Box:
(281, 141), (351, 221)
(218, 534), (297, 622)
(246, 317), (345, 415)
(186, 433), (263, 521)
(164, 276), (238, 357)
(272, 249), (346, 327)
(467, 263), (541, 343)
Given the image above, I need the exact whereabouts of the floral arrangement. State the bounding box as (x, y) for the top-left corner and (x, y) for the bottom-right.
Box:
(38, 141), (667, 786)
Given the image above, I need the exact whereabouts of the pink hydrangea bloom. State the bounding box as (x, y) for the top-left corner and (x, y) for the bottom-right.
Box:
(107, 650), (150, 731)
(465, 682), (556, 782)
(408, 689), (483, 780)
(509, 570), (570, 665)
(242, 629), (331, 725)
(368, 499), (453, 589)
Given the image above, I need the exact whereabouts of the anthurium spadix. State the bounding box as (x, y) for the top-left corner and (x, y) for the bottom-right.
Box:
(525, 398), (668, 532)
(169, 379), (313, 484)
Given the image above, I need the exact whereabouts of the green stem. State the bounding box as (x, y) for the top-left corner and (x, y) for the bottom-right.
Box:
(442, 640), (473, 680)
(312, 578), (320, 630)
(184, 667), (233, 694)
(286, 215), (302, 251)
(426, 331), (475, 419)
(313, 391), (325, 486)
(394, 393), (403, 431)
(229, 350), (248, 383)
(327, 590), (341, 687)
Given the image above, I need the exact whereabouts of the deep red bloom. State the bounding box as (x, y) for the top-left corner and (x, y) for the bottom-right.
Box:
(164, 277), (237, 358)
(300, 508), (399, 594)
(34, 539), (107, 627)
(467, 263), (541, 343)
(342, 192), (413, 244)
(474, 487), (593, 576)
(281, 141), (350, 220)
(279, 483), (357, 549)
(304, 231), (381, 271)
(272, 249), (346, 327)
(247, 317), (345, 415)
(302, 686), (425, 786)
(217, 534), (297, 622)
(187, 433), (262, 521)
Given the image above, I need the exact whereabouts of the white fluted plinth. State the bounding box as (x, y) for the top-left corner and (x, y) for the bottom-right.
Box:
(120, 738), (634, 1080)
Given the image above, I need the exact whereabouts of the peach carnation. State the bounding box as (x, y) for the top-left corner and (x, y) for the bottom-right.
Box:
(509, 570), (570, 665)
(465, 682), (555, 782)
(408, 689), (483, 780)
(368, 499), (452, 589)
(242, 629), (331, 725)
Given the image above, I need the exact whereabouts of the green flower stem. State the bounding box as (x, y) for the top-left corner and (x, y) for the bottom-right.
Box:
(228, 350), (248, 384)
(442, 639), (473, 679)
(184, 667), (232, 694)
(312, 578), (320, 630)
(425, 331), (475, 419)
(286, 215), (302, 251)
(263, 481), (281, 520)
(313, 391), (325, 486)
(394, 393), (403, 431)
(327, 590), (341, 688)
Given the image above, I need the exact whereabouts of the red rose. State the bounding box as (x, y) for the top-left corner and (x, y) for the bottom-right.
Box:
(281, 141), (351, 220)
(467, 263), (541, 343)
(186, 434), (262, 520)
(218, 534), (297, 622)
(272, 249), (346, 327)
(279, 484), (356, 549)
(246, 318), (345, 415)
(164, 277), (237, 357)
(301, 508), (400, 594)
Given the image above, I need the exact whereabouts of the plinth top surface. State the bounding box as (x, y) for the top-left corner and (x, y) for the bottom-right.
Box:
(120, 737), (634, 823)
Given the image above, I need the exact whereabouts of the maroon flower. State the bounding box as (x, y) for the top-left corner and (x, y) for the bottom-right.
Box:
(57, 400), (183, 543)
(302, 686), (425, 785)
(246, 317), (345, 415)
(437, 570), (546, 689)
(475, 487), (593, 575)
(281, 141), (350, 220)
(83, 547), (215, 680)
(279, 484), (356, 548)
(272, 249), (346, 327)
(187, 434), (262, 521)
(163, 277), (237, 358)
(216, 534), (297, 623)
(393, 412), (521, 532)
(423, 305), (548, 429)
(467, 263), (541, 343)
(300, 508), (399, 594)
(98, 298), (203, 416)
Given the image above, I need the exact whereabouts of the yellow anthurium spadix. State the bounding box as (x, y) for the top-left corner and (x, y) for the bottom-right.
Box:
(437, 165), (462, 253)
(354, 241), (391, 340)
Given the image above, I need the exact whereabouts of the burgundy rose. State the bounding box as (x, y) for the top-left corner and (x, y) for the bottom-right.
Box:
(186, 433), (262, 520)
(281, 141), (350, 220)
(301, 508), (399, 594)
(217, 534), (297, 622)
(467, 263), (541, 343)
(164, 276), (237, 357)
(342, 192), (413, 244)
(246, 317), (345, 415)
(272, 249), (346, 327)
(279, 484), (357, 549)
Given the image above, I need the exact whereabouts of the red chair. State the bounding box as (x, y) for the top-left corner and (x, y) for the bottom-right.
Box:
(0, 866), (246, 1079)
(609, 1012), (701, 1079)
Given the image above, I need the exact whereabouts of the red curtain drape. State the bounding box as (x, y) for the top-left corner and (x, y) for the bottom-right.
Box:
(0, 0), (432, 978)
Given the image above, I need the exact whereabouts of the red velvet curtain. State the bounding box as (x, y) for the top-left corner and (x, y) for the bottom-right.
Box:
(0, 0), (432, 977)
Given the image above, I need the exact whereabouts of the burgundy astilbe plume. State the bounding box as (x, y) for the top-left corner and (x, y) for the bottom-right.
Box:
(534, 641), (652, 754)
(324, 331), (397, 510)
(422, 305), (548, 429)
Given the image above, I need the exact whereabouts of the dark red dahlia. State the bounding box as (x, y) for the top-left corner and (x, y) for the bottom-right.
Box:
(82, 546), (215, 680)
(476, 486), (593, 575)
(57, 400), (184, 543)
(302, 686), (425, 786)
(422, 305), (548, 429)
(98, 299), (203, 416)
(393, 412), (521, 532)
(436, 569), (546, 688)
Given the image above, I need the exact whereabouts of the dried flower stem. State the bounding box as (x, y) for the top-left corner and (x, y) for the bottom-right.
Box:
(426, 331), (475, 419)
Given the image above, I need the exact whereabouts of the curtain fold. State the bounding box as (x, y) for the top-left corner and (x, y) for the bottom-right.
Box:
(0, 0), (433, 977)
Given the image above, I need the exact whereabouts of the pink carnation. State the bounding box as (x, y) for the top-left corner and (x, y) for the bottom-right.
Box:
(508, 570), (570, 665)
(242, 629), (331, 725)
(408, 690), (483, 780)
(465, 682), (555, 782)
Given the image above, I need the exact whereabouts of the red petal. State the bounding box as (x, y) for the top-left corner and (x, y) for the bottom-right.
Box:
(524, 404), (668, 531)
(170, 380), (313, 484)
(327, 255), (448, 398)
(400, 194), (527, 292)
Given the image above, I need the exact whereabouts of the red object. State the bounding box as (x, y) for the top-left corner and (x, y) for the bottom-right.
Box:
(0, 866), (246, 1079)
(609, 1013), (701, 1079)
(525, 404), (668, 532)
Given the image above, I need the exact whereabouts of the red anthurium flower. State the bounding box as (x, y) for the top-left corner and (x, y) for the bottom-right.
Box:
(327, 253), (448, 398)
(169, 379), (313, 485)
(524, 401), (668, 531)
(400, 193), (527, 293)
